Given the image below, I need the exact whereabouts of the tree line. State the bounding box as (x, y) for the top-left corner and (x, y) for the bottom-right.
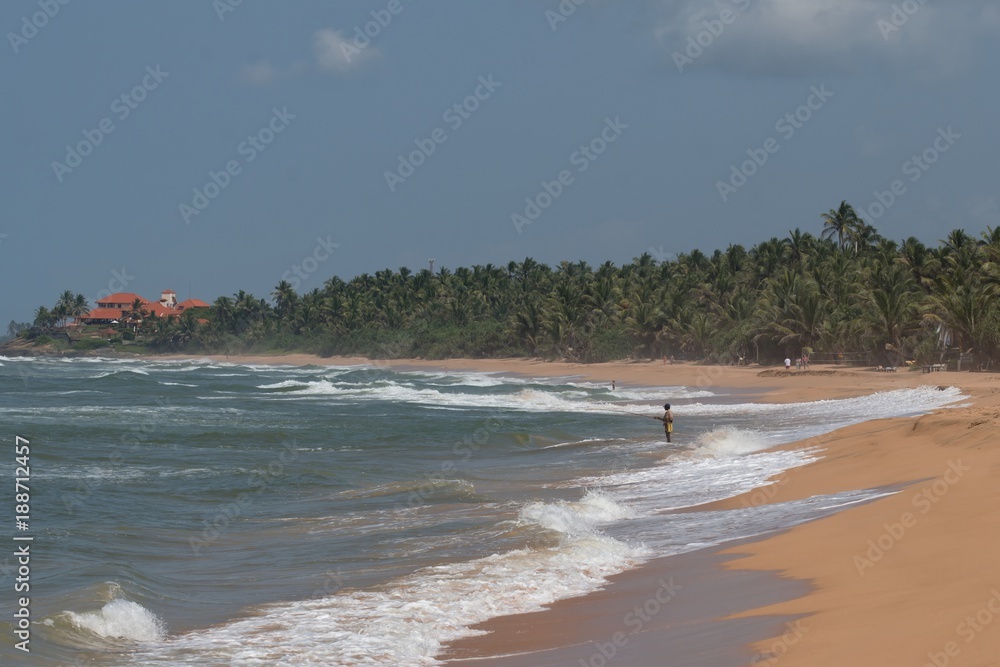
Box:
(20, 202), (1000, 366)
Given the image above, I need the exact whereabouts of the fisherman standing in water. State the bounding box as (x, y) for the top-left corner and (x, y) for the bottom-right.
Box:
(655, 403), (674, 443)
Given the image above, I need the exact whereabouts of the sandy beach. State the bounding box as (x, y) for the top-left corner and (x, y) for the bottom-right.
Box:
(158, 353), (1000, 665)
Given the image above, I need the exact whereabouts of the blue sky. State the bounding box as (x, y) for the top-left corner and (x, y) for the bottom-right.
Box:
(2, 0), (998, 325)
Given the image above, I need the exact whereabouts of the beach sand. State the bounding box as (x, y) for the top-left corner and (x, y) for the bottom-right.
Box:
(159, 353), (1000, 665)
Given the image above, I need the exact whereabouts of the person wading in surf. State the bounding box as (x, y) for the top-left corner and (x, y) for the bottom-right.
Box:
(655, 403), (674, 443)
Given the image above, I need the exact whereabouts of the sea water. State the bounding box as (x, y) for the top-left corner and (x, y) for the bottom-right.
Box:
(0, 356), (964, 665)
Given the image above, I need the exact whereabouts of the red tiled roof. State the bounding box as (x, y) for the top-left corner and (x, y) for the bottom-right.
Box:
(177, 299), (211, 309)
(81, 308), (125, 321)
(145, 303), (175, 318)
(97, 293), (149, 306)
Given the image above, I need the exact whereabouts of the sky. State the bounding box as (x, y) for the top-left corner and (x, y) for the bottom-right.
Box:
(2, 0), (999, 325)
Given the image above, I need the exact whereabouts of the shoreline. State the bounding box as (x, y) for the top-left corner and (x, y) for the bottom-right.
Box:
(440, 541), (810, 667)
(77, 353), (1000, 663)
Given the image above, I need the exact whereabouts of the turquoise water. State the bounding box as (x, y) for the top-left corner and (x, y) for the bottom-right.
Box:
(0, 357), (963, 666)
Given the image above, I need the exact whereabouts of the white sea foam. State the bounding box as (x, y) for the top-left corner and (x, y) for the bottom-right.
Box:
(572, 444), (820, 514)
(519, 490), (635, 536)
(90, 368), (150, 378)
(691, 426), (773, 456)
(254, 378), (713, 415)
(63, 598), (166, 644)
(126, 461), (881, 666)
(397, 370), (514, 387)
(40, 390), (104, 395)
(36, 465), (149, 482)
(127, 495), (645, 667)
(679, 386), (964, 419)
(611, 486), (897, 554)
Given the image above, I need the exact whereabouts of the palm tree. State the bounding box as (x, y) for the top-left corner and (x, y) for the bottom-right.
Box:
(71, 294), (89, 328)
(783, 228), (814, 269)
(863, 263), (918, 363)
(897, 237), (940, 292)
(821, 201), (864, 251)
(272, 280), (298, 322)
(33, 306), (54, 331)
(54, 290), (76, 328)
(127, 298), (147, 332)
(924, 251), (998, 360)
(213, 296), (235, 332)
(624, 300), (661, 359)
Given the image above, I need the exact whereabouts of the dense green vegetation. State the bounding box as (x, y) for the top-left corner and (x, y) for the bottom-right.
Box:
(20, 203), (1000, 366)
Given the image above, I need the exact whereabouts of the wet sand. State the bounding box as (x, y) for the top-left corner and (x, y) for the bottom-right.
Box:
(440, 543), (809, 667)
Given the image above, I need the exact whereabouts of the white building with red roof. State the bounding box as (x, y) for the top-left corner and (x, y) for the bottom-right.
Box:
(79, 290), (209, 326)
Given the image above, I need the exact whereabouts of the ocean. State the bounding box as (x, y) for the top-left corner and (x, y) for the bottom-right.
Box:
(0, 356), (963, 666)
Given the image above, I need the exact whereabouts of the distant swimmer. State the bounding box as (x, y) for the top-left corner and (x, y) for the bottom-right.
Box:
(612, 380), (616, 391)
(654, 403), (674, 443)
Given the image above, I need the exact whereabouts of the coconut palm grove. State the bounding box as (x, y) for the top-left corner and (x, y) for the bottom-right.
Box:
(11, 203), (1000, 367)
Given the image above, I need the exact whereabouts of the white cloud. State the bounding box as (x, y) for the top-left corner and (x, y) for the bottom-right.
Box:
(237, 27), (380, 85)
(312, 28), (380, 72)
(239, 59), (278, 85)
(655, 0), (1000, 77)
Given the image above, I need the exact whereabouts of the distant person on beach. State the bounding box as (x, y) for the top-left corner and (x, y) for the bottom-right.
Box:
(784, 357), (791, 370)
(611, 380), (616, 391)
(655, 403), (673, 443)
